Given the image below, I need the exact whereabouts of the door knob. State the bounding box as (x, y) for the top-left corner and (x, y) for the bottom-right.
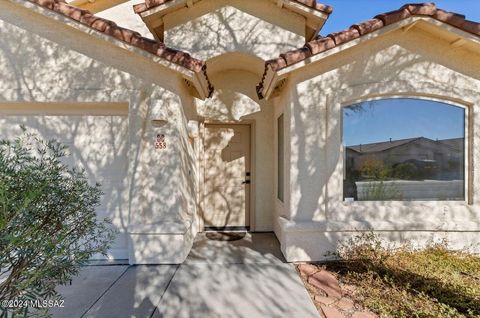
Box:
(242, 180), (251, 184)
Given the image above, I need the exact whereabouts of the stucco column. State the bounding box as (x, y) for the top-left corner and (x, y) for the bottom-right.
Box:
(288, 81), (329, 223)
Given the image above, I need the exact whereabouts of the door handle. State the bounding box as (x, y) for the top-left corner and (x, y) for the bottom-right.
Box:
(242, 180), (251, 184)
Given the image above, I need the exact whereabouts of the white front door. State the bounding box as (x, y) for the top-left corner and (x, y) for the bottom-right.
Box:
(203, 124), (251, 229)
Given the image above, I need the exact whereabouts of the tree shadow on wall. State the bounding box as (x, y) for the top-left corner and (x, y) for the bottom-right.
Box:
(0, 18), (197, 317)
(289, 30), (480, 257)
(164, 3), (302, 61)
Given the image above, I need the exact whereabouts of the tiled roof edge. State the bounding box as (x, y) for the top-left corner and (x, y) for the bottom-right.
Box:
(133, 0), (167, 14)
(26, 0), (209, 75)
(133, 0), (333, 15)
(293, 0), (333, 14)
(257, 2), (480, 99)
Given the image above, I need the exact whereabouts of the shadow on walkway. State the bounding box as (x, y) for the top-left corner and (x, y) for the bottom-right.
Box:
(52, 233), (319, 318)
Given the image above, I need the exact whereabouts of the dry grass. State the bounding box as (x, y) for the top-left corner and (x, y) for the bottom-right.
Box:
(324, 235), (480, 318)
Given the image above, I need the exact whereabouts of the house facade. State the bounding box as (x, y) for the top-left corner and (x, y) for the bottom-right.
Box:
(0, 0), (479, 264)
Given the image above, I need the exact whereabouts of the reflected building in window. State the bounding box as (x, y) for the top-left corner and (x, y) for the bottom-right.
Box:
(343, 99), (465, 201)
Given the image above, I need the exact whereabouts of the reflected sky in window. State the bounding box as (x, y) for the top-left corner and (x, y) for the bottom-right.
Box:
(343, 99), (465, 146)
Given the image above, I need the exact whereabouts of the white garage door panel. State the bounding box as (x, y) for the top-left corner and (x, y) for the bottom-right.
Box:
(0, 109), (129, 260)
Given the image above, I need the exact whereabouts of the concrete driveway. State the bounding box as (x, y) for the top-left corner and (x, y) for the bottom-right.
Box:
(51, 233), (319, 318)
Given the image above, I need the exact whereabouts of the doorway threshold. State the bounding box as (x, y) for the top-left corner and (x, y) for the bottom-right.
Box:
(204, 226), (250, 232)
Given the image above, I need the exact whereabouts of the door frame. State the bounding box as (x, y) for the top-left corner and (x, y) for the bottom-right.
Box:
(198, 121), (256, 232)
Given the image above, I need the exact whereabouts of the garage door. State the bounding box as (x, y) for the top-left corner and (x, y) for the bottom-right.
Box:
(0, 103), (129, 260)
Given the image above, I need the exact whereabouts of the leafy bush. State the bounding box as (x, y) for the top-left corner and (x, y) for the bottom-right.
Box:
(0, 129), (115, 317)
(393, 163), (418, 180)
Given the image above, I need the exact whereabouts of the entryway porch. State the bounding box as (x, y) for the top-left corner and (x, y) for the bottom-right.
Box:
(51, 233), (319, 318)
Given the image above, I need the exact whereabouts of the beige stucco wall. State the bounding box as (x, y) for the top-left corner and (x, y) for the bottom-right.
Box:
(275, 24), (480, 260)
(196, 69), (274, 231)
(6, 0), (479, 264)
(0, 112), (130, 258)
(95, 0), (285, 231)
(96, 0), (154, 39)
(0, 1), (197, 260)
(159, 0), (297, 230)
(163, 0), (305, 61)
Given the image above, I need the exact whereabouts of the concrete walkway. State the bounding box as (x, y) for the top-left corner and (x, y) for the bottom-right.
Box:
(51, 233), (319, 318)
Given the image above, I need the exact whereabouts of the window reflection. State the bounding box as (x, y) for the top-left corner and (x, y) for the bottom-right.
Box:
(343, 99), (465, 201)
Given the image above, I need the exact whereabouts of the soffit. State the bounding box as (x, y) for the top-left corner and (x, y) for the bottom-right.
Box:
(133, 0), (332, 42)
(67, 0), (127, 13)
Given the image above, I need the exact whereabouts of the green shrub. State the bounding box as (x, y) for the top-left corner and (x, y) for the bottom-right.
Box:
(393, 163), (418, 180)
(0, 129), (115, 317)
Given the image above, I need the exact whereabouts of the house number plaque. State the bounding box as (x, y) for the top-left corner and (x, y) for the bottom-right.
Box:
(155, 134), (166, 150)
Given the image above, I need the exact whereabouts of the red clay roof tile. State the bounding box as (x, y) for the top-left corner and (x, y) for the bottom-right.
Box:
(402, 2), (436, 15)
(133, 3), (147, 14)
(268, 57), (289, 72)
(258, 2), (480, 99)
(20, 0), (480, 102)
(27, 0), (210, 77)
(290, 0), (333, 14)
(374, 8), (411, 26)
(433, 9), (466, 27)
(351, 18), (385, 36)
(27, 0), (214, 97)
(327, 28), (361, 46)
(146, 0), (169, 7)
(281, 47), (312, 66)
(36, 0), (55, 9)
(133, 0), (166, 14)
(463, 20), (480, 35)
(306, 37), (335, 55)
(255, 57), (289, 98)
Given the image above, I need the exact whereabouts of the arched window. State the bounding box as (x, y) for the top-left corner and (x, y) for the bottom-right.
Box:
(343, 98), (465, 201)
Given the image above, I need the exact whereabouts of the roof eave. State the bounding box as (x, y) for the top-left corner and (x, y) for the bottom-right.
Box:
(138, 0), (186, 19)
(258, 16), (480, 100)
(68, 0), (128, 13)
(279, 0), (331, 38)
(257, 66), (279, 100)
(135, 0), (332, 42)
(15, 0), (213, 100)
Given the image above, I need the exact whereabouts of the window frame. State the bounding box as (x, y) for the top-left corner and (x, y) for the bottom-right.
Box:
(340, 96), (471, 204)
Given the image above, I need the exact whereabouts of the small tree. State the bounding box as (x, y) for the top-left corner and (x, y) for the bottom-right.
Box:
(360, 159), (390, 180)
(0, 129), (115, 317)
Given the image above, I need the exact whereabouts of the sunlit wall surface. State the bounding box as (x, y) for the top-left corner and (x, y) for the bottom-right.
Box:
(343, 99), (465, 201)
